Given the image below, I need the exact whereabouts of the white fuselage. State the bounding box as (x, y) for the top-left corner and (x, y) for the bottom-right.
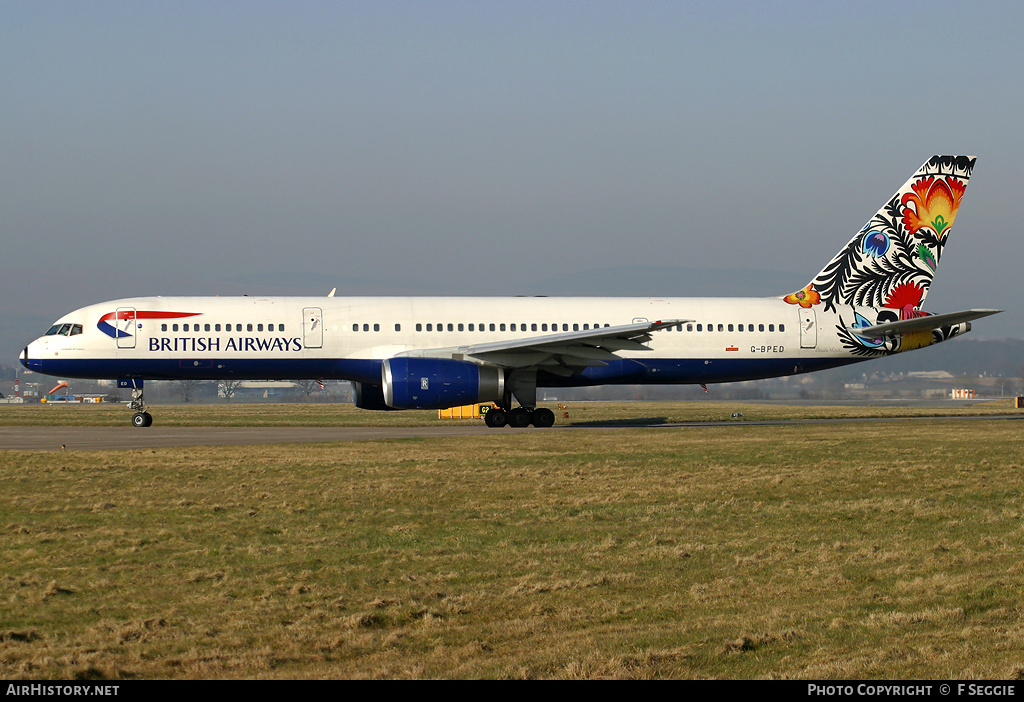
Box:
(21, 294), (881, 389)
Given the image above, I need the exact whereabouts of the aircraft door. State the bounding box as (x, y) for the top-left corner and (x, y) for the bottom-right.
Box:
(799, 308), (817, 348)
(303, 307), (323, 349)
(116, 307), (136, 349)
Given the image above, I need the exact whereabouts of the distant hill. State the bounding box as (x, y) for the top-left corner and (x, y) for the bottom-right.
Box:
(856, 338), (1024, 378)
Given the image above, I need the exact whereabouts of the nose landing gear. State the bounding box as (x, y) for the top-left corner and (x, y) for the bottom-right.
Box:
(121, 378), (153, 427)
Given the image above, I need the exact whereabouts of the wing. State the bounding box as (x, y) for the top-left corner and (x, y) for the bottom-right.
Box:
(399, 319), (691, 376)
(848, 309), (1001, 338)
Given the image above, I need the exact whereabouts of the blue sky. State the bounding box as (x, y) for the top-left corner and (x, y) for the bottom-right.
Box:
(2, 1), (1021, 362)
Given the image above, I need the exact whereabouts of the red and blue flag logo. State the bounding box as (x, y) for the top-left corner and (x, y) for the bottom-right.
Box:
(98, 310), (201, 338)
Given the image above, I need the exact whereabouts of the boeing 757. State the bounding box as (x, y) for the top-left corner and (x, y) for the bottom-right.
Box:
(21, 155), (999, 428)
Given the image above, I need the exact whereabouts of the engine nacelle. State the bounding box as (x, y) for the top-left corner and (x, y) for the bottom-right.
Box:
(382, 358), (504, 410)
(352, 382), (399, 411)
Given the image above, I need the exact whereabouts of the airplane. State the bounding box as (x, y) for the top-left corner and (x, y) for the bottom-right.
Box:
(20, 155), (1000, 429)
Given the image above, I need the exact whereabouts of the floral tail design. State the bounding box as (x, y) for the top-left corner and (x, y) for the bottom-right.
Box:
(783, 156), (976, 313)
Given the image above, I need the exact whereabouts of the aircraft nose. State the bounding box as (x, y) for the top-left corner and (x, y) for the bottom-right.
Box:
(21, 342), (42, 371)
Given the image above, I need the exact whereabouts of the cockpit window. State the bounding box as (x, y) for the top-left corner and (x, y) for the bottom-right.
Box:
(44, 323), (82, 336)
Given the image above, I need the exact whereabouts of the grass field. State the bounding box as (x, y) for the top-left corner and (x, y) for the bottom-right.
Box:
(2, 402), (1023, 679)
(0, 399), (1019, 427)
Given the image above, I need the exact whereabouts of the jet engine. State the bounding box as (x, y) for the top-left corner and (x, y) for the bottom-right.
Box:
(382, 358), (504, 410)
(352, 382), (398, 411)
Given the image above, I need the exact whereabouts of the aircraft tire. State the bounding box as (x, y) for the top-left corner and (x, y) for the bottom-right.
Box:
(508, 407), (532, 428)
(485, 408), (507, 428)
(531, 408), (555, 428)
(132, 412), (150, 428)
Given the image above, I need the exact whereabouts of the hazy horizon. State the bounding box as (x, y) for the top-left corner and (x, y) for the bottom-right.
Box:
(3, 1), (1021, 364)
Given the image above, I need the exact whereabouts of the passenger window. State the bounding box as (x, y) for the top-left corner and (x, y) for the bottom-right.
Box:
(215, 324), (221, 332)
(363, 324), (369, 332)
(728, 324), (734, 332)
(500, 324), (506, 331)
(257, 324), (264, 332)
(696, 324), (702, 331)
(489, 323), (495, 331)
(542, 323), (548, 331)
(687, 324), (693, 331)
(205, 324), (211, 332)
(769, 324), (775, 332)
(267, 324), (274, 332)
(374, 323), (380, 332)
(395, 324), (401, 332)
(353, 324), (358, 332)
(173, 324), (179, 332)
(426, 324), (432, 331)
(779, 324), (786, 332)
(447, 323), (454, 331)
(416, 323), (422, 331)
(468, 323), (474, 331)
(532, 323), (538, 331)
(161, 324), (168, 332)
(511, 323), (517, 331)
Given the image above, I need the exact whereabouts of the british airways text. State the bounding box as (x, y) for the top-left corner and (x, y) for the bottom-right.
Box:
(148, 337), (303, 352)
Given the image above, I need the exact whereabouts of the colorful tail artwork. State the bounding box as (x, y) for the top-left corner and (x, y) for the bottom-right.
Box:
(784, 155), (976, 314)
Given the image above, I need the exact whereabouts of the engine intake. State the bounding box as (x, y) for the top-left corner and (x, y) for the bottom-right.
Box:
(382, 358), (504, 410)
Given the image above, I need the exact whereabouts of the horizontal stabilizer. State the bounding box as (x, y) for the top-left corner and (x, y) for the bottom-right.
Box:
(848, 309), (1001, 339)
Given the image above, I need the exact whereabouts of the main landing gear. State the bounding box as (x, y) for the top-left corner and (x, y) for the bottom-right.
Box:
(484, 405), (556, 428)
(484, 370), (554, 428)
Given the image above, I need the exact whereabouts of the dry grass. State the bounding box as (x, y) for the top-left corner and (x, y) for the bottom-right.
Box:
(0, 398), (1018, 427)
(2, 407), (1024, 678)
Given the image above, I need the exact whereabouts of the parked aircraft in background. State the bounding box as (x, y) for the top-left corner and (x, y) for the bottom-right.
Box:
(21, 156), (999, 428)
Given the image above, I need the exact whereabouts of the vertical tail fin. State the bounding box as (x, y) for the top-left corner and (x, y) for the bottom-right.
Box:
(784, 155), (976, 313)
